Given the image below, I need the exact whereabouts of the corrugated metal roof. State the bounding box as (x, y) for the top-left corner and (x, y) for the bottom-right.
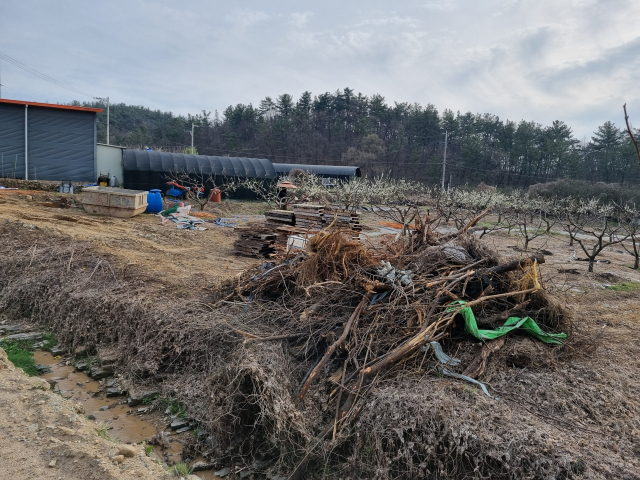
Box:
(0, 98), (102, 113)
(123, 150), (277, 179)
(273, 163), (361, 178)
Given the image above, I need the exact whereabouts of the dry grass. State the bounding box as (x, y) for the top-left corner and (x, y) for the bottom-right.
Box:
(0, 215), (638, 479)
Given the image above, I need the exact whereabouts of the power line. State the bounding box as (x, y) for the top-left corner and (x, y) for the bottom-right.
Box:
(0, 50), (95, 98)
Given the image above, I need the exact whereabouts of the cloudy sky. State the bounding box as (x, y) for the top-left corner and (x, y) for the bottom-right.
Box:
(1, 0), (639, 138)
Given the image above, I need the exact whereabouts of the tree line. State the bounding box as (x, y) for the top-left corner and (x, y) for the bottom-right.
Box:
(77, 88), (640, 188)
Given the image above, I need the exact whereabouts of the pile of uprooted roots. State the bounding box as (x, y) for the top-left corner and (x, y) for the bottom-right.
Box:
(202, 212), (571, 479)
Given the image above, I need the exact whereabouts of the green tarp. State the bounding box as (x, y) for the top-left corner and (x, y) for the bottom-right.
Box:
(448, 301), (567, 345)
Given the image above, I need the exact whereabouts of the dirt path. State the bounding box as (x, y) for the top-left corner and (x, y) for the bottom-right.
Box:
(0, 347), (172, 480)
(0, 190), (261, 286)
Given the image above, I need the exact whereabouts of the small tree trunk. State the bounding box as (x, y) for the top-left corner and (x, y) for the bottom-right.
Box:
(524, 237), (530, 250)
(588, 259), (595, 272)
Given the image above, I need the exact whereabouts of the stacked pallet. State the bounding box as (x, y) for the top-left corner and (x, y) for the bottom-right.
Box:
(233, 226), (277, 258)
(264, 209), (295, 228)
(271, 225), (319, 246)
(291, 204), (325, 229)
(323, 208), (362, 232)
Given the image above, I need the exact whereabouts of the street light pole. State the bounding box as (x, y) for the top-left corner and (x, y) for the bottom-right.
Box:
(94, 96), (110, 145)
(441, 130), (448, 190)
(186, 123), (198, 154)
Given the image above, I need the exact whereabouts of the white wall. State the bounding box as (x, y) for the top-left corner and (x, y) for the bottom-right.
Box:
(96, 144), (124, 186)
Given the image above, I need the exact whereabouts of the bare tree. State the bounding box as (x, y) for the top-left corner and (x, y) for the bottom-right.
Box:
(507, 195), (556, 250)
(623, 103), (640, 166)
(366, 176), (427, 236)
(565, 199), (629, 272)
(621, 205), (640, 269)
(330, 177), (369, 212)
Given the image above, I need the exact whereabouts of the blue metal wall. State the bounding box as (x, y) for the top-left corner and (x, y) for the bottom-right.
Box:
(0, 103), (96, 181)
(0, 103), (25, 178)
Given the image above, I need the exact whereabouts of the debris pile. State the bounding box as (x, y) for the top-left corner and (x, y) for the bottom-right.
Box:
(264, 209), (295, 228)
(323, 206), (362, 232)
(291, 203), (325, 229)
(206, 211), (570, 478)
(232, 226), (277, 258)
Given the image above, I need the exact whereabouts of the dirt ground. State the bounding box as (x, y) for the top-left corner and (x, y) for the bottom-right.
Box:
(0, 190), (266, 286)
(0, 346), (172, 480)
(2, 190), (640, 478)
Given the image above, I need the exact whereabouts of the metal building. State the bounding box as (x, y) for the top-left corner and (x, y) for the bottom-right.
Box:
(273, 163), (361, 180)
(0, 99), (101, 181)
(122, 149), (276, 198)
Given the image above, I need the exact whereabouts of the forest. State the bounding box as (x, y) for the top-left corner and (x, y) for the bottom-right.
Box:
(78, 88), (640, 188)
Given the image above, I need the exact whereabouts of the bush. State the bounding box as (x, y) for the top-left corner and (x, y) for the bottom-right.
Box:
(528, 179), (640, 206)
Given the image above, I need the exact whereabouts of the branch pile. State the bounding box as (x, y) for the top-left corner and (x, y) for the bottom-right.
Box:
(209, 213), (570, 477)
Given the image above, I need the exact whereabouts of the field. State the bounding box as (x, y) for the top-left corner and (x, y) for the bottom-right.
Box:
(1, 188), (640, 479)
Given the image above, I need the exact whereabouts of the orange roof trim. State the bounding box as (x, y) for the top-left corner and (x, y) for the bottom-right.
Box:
(0, 98), (102, 113)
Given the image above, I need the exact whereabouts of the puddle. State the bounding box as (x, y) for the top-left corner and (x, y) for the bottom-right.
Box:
(36, 351), (159, 443)
(33, 350), (217, 475)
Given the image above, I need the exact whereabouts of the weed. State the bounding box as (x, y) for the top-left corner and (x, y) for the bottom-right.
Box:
(96, 422), (119, 442)
(608, 281), (640, 292)
(145, 444), (153, 456)
(172, 462), (192, 477)
(0, 340), (37, 376)
(142, 394), (159, 405)
(42, 333), (57, 351)
(75, 355), (98, 371)
(157, 397), (187, 417)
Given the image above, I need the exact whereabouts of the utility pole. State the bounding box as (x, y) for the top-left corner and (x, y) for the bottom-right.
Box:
(186, 123), (198, 154)
(94, 96), (110, 145)
(441, 130), (448, 190)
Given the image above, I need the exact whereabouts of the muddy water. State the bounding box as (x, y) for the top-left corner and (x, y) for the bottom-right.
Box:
(34, 351), (187, 467)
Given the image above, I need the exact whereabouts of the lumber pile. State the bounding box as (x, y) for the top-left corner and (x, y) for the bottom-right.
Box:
(264, 209), (295, 228)
(233, 226), (276, 258)
(323, 207), (362, 232)
(291, 204), (325, 229)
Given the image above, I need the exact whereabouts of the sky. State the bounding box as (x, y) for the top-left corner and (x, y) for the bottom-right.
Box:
(1, 0), (640, 139)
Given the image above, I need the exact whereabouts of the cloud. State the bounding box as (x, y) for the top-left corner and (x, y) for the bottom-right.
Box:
(2, 0), (640, 138)
(290, 12), (313, 28)
(224, 8), (271, 29)
(423, 0), (458, 12)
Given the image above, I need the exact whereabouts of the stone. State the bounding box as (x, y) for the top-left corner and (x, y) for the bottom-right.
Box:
(117, 445), (137, 458)
(175, 426), (191, 434)
(35, 364), (52, 374)
(49, 346), (65, 356)
(186, 476), (203, 480)
(106, 387), (126, 398)
(191, 461), (216, 472)
(112, 455), (125, 464)
(127, 389), (160, 407)
(74, 345), (88, 356)
(48, 459), (57, 467)
(90, 365), (114, 379)
(5, 332), (45, 342)
(99, 406), (109, 411)
(27, 424), (39, 432)
(57, 426), (74, 435)
(97, 347), (118, 367)
(170, 419), (188, 430)
(74, 362), (88, 371)
(0, 325), (22, 334)
(214, 467), (230, 477)
(137, 407), (149, 414)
